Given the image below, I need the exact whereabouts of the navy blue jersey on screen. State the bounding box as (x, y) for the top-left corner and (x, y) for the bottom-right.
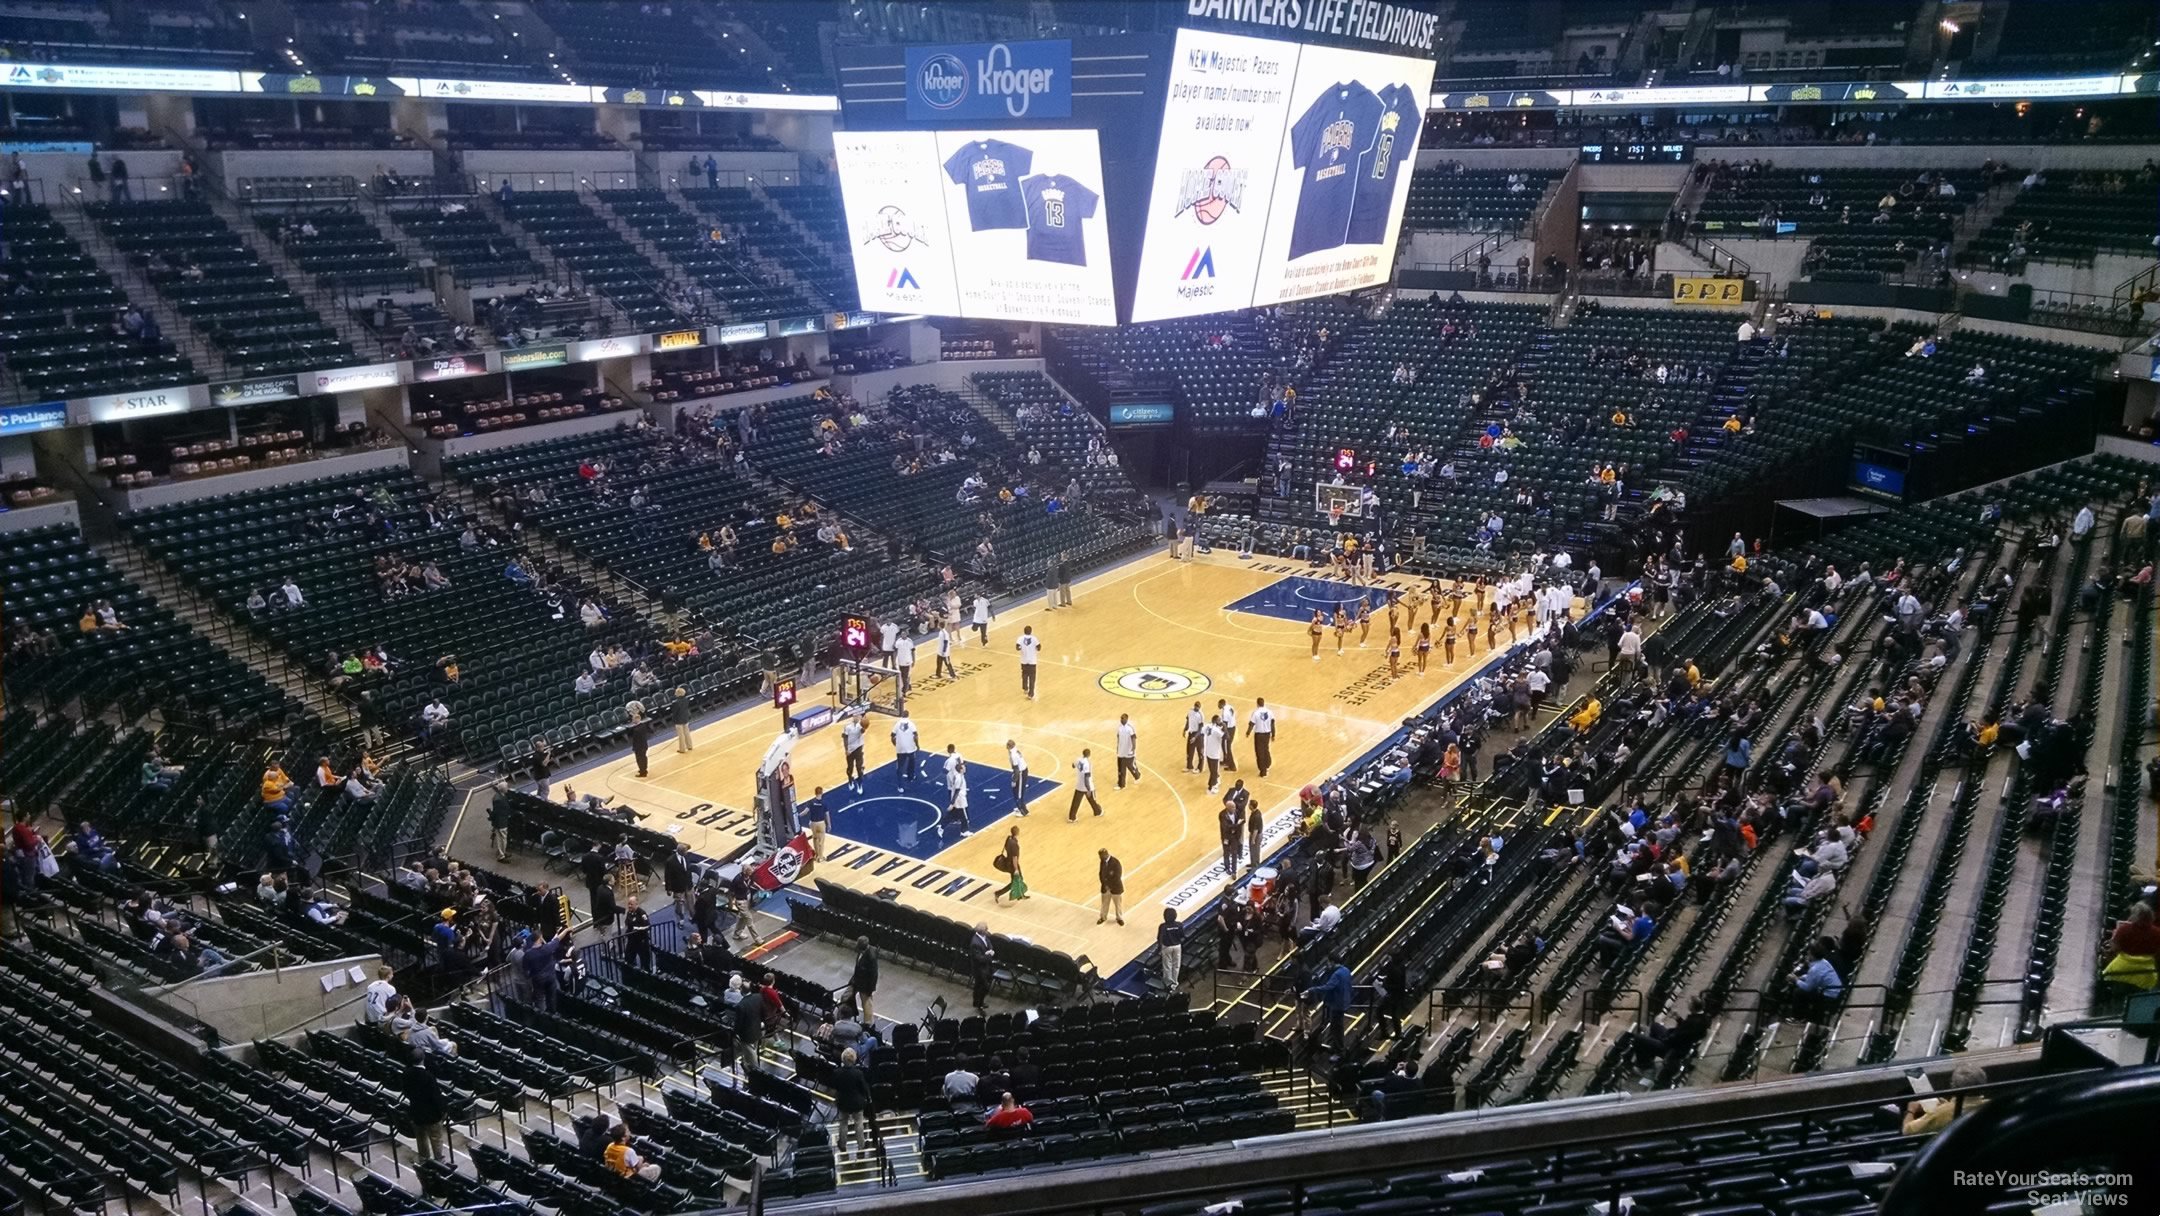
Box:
(1285, 81), (1384, 260)
(1345, 82), (1424, 245)
(1021, 173), (1098, 266)
(943, 139), (1034, 231)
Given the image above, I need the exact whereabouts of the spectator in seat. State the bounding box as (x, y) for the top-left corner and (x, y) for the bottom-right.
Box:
(2102, 902), (2160, 990)
(141, 750), (184, 792)
(364, 965), (398, 1024)
(1788, 939), (1845, 1020)
(943, 1061), (980, 1105)
(983, 1093), (1033, 1131)
(1621, 998), (1712, 1072)
(604, 1123), (658, 1179)
(421, 697), (451, 742)
(1902, 1062), (1988, 1135)
(69, 820), (116, 872)
(1784, 858), (1837, 920)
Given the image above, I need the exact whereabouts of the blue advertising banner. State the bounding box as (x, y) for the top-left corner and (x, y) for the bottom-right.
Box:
(0, 401), (68, 436)
(904, 40), (1072, 121)
(1108, 402), (1176, 427)
(1850, 460), (1907, 499)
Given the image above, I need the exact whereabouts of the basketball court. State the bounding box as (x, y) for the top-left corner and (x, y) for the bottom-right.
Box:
(566, 549), (1510, 974)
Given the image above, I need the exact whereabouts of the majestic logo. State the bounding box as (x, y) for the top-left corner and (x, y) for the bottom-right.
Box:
(916, 52), (968, 110)
(286, 76), (322, 94)
(1175, 157), (1246, 225)
(1464, 93), (1492, 108)
(887, 267), (921, 290)
(1099, 665), (1213, 701)
(865, 205), (930, 252)
(1790, 85), (1823, 101)
(621, 88), (649, 105)
(1182, 247), (1216, 280)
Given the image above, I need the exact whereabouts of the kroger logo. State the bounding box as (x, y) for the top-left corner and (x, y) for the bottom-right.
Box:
(916, 53), (968, 110)
(977, 43), (1056, 117)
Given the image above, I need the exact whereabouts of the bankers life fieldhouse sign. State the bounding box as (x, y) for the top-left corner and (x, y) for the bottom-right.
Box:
(1183, 0), (1441, 53)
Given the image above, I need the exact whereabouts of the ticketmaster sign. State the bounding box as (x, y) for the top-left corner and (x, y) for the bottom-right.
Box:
(905, 40), (1071, 121)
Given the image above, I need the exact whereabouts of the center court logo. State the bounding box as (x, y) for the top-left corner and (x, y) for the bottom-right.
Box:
(1099, 665), (1212, 700)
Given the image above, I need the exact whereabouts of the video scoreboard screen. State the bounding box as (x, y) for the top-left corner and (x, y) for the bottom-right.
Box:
(835, 127), (1117, 325)
(831, 13), (1438, 326)
(1129, 27), (1435, 321)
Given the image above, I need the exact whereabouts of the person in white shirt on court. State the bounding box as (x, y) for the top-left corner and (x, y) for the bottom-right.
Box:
(1115, 713), (1141, 787)
(934, 624), (957, 679)
(841, 715), (867, 790)
(1068, 749), (1103, 820)
(1184, 701), (1205, 772)
(1201, 716), (1225, 792)
(1015, 626), (1041, 699)
(971, 594), (992, 644)
(1006, 739), (1030, 810)
(944, 759), (972, 836)
(1216, 700), (1238, 772)
(878, 618), (900, 659)
(893, 633), (915, 695)
(891, 713), (921, 781)
(1247, 698), (1276, 777)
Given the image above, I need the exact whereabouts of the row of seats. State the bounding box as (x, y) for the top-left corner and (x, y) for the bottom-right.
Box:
(88, 199), (356, 376)
(0, 202), (201, 399)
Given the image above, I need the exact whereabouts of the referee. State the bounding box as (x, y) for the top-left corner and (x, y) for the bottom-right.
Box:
(1248, 697), (1276, 777)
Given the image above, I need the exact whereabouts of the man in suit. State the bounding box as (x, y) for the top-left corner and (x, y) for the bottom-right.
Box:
(1097, 848), (1124, 925)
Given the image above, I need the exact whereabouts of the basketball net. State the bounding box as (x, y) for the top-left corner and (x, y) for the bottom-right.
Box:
(837, 658), (905, 716)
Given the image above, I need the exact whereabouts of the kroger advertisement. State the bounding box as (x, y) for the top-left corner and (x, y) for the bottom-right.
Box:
(903, 40), (1072, 121)
(835, 127), (1117, 326)
(1133, 28), (1433, 319)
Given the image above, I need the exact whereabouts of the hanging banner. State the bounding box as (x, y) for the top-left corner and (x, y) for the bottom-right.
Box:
(1672, 276), (1747, 306)
(307, 363), (401, 394)
(500, 343), (571, 372)
(0, 402), (69, 436)
(415, 353), (488, 381)
(212, 375), (302, 407)
(752, 832), (816, 889)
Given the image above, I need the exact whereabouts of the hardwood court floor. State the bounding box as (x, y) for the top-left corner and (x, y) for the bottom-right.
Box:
(577, 550), (1499, 973)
